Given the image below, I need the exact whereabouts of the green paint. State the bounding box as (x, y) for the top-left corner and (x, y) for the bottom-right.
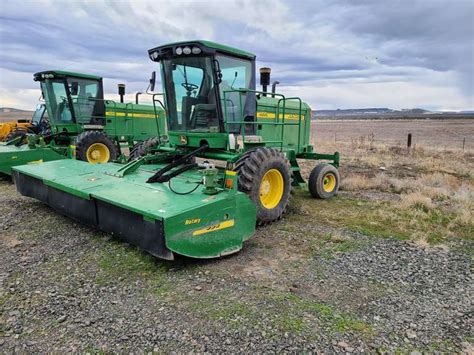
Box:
(13, 41), (342, 259)
(0, 70), (165, 175)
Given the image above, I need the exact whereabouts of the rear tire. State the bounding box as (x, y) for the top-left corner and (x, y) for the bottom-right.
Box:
(76, 131), (118, 164)
(308, 163), (340, 199)
(128, 137), (160, 161)
(235, 147), (291, 225)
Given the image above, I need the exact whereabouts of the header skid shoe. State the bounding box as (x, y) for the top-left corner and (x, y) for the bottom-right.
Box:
(12, 159), (256, 260)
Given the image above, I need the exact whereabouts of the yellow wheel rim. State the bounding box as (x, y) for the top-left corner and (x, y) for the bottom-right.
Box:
(322, 173), (337, 193)
(259, 169), (284, 209)
(86, 143), (110, 164)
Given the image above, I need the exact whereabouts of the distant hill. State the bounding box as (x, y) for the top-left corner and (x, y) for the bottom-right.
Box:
(312, 108), (474, 120)
(0, 107), (29, 113)
(0, 107), (34, 123)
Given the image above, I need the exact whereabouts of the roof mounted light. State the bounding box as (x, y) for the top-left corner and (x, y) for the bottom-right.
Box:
(182, 46), (191, 55)
(175, 47), (183, 55)
(191, 46), (201, 55)
(151, 51), (159, 60)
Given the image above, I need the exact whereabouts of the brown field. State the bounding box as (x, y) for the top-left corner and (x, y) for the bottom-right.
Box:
(312, 118), (474, 151)
(0, 111), (34, 123)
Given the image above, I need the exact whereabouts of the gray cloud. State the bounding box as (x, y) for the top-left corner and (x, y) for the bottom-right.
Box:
(0, 0), (472, 110)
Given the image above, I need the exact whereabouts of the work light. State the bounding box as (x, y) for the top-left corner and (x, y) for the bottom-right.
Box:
(191, 46), (201, 55)
(175, 47), (183, 55)
(183, 46), (191, 55)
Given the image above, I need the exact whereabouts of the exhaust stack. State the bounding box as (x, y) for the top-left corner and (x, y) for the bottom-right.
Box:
(271, 81), (280, 98)
(118, 84), (126, 103)
(259, 67), (271, 97)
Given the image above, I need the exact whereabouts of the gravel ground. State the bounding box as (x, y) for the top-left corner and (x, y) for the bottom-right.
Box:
(0, 179), (473, 353)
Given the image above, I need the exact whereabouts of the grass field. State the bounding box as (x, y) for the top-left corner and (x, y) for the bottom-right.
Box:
(0, 111), (33, 123)
(0, 119), (472, 352)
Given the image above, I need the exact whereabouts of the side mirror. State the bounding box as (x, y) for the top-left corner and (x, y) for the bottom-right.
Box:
(149, 71), (156, 92)
(70, 82), (79, 96)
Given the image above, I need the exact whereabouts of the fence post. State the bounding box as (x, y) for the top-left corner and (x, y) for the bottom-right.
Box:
(407, 133), (412, 149)
(462, 137), (466, 150)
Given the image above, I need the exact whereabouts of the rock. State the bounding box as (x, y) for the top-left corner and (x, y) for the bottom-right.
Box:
(194, 286), (202, 291)
(406, 330), (417, 339)
(57, 315), (67, 323)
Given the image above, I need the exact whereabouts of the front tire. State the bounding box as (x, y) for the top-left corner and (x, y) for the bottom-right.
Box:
(76, 131), (118, 164)
(308, 163), (340, 199)
(235, 147), (292, 225)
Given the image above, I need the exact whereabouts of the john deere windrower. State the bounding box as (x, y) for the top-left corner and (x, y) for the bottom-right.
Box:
(13, 41), (340, 260)
(0, 70), (165, 175)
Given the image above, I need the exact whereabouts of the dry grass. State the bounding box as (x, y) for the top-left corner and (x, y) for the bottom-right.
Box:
(308, 135), (474, 244)
(399, 192), (435, 211)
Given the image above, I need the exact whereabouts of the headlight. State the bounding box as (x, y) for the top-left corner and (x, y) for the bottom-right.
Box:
(175, 47), (183, 55)
(152, 51), (159, 59)
(41, 74), (45, 78)
(183, 46), (191, 55)
(191, 46), (201, 55)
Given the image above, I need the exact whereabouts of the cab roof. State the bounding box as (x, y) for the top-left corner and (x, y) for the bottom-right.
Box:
(148, 40), (256, 60)
(33, 70), (102, 81)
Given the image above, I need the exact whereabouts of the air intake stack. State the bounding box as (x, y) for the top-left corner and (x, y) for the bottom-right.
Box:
(118, 84), (126, 103)
(259, 67), (271, 97)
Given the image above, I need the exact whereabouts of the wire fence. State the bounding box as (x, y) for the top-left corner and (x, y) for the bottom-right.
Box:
(328, 133), (474, 151)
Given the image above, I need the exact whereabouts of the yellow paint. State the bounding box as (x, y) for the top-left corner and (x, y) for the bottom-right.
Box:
(259, 169), (284, 209)
(323, 173), (337, 193)
(86, 143), (110, 164)
(256, 111), (304, 120)
(225, 170), (237, 176)
(105, 111), (158, 119)
(27, 159), (43, 165)
(185, 218), (201, 225)
(192, 219), (235, 236)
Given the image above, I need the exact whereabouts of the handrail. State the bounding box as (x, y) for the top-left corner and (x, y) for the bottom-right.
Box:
(222, 88), (304, 151)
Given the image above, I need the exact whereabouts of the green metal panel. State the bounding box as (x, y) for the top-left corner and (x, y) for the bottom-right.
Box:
(0, 144), (67, 175)
(168, 131), (228, 149)
(13, 159), (257, 258)
(103, 102), (165, 142)
(255, 96), (311, 154)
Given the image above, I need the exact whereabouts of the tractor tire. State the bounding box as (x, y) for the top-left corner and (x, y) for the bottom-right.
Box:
(308, 163), (340, 199)
(5, 130), (27, 144)
(128, 137), (160, 161)
(235, 147), (292, 225)
(75, 131), (118, 164)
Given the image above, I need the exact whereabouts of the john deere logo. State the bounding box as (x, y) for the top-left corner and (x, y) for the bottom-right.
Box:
(180, 135), (188, 144)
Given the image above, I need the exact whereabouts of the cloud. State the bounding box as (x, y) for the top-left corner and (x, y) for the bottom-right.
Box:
(0, 0), (472, 110)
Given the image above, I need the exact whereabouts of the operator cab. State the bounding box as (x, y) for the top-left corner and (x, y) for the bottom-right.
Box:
(34, 71), (105, 133)
(148, 40), (257, 149)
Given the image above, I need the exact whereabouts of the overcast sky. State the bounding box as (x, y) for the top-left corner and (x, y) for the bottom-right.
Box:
(0, 0), (473, 111)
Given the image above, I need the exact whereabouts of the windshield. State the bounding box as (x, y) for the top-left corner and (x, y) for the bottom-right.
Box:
(161, 56), (220, 132)
(40, 77), (101, 124)
(41, 80), (73, 123)
(31, 104), (46, 124)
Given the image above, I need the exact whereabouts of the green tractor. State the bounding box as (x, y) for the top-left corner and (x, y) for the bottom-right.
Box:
(13, 41), (340, 260)
(0, 70), (165, 175)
